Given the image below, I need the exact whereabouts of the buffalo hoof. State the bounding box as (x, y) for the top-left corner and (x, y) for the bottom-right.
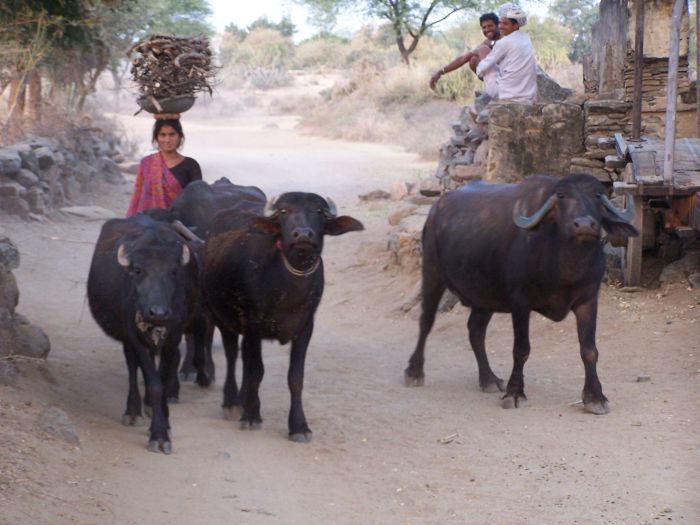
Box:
(481, 377), (506, 393)
(584, 400), (610, 415)
(167, 397), (179, 404)
(501, 395), (528, 409)
(239, 419), (262, 431)
(179, 371), (196, 382)
(222, 406), (240, 421)
(289, 431), (312, 443)
(404, 369), (424, 387)
(147, 439), (172, 455)
(196, 372), (212, 388)
(121, 414), (144, 426)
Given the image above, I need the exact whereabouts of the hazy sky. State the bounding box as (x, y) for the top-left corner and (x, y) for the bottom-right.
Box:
(207, 1), (549, 41)
(207, 1), (329, 41)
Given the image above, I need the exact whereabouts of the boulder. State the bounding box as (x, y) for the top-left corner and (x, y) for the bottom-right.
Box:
(13, 313), (50, 359)
(98, 156), (125, 184)
(13, 168), (40, 188)
(8, 144), (41, 174)
(33, 146), (55, 169)
(536, 68), (573, 102)
(38, 407), (80, 446)
(659, 250), (700, 283)
(0, 270), (19, 311)
(388, 204), (418, 226)
(0, 149), (22, 176)
(60, 205), (116, 221)
(0, 196), (30, 217)
(0, 361), (17, 386)
(23, 187), (45, 215)
(0, 237), (20, 271)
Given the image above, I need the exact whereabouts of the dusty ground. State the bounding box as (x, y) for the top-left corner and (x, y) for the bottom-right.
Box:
(1, 105), (699, 525)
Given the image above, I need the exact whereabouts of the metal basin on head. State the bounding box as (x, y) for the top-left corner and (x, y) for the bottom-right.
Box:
(137, 95), (196, 114)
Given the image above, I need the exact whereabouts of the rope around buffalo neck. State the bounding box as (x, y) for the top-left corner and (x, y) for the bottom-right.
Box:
(280, 250), (320, 277)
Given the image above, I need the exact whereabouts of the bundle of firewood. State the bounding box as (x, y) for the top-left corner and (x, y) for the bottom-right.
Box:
(128, 35), (216, 99)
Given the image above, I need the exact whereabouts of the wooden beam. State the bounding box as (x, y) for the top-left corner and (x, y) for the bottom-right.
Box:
(614, 132), (630, 159)
(624, 195), (645, 286)
(631, 0), (645, 140)
(663, 0), (685, 184)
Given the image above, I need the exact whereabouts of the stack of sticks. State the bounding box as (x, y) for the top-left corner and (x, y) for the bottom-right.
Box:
(128, 35), (216, 99)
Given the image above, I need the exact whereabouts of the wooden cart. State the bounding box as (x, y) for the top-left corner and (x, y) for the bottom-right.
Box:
(611, 133), (700, 285)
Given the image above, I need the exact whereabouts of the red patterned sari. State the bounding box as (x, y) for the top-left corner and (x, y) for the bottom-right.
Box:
(126, 152), (183, 217)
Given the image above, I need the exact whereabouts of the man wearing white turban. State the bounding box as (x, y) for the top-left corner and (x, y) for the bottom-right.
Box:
(475, 3), (537, 103)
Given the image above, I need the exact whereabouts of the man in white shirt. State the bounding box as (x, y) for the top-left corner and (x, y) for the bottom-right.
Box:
(475, 3), (537, 103)
(429, 12), (501, 98)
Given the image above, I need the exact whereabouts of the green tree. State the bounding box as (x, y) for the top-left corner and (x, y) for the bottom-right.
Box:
(248, 15), (297, 37)
(300, 0), (479, 64)
(549, 0), (598, 63)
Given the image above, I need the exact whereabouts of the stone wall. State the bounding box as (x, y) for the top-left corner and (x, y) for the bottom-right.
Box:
(0, 237), (49, 360)
(0, 129), (127, 220)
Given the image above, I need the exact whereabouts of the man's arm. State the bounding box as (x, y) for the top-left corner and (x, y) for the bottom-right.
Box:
(475, 38), (506, 79)
(429, 51), (476, 90)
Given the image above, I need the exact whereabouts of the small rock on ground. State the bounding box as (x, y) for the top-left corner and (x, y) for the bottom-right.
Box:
(38, 406), (80, 446)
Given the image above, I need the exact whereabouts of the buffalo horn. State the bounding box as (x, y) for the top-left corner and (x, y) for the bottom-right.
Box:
(601, 194), (635, 223)
(263, 196), (278, 217)
(181, 243), (191, 265)
(117, 244), (130, 267)
(325, 197), (337, 217)
(513, 195), (556, 229)
(172, 220), (203, 243)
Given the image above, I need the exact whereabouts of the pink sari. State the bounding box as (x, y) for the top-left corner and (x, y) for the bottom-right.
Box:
(126, 152), (183, 217)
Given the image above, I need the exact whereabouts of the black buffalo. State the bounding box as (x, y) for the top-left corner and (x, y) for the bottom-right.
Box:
(87, 215), (198, 453)
(405, 173), (638, 414)
(203, 192), (364, 442)
(147, 177), (267, 384)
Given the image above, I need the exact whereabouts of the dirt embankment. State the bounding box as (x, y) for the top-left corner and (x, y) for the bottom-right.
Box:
(1, 110), (699, 525)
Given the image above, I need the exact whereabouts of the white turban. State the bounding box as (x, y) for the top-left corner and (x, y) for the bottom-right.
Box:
(498, 2), (527, 26)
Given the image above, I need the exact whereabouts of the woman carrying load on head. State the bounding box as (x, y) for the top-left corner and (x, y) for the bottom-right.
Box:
(126, 117), (202, 217)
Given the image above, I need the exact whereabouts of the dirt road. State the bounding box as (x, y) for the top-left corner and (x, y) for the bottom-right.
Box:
(1, 108), (699, 525)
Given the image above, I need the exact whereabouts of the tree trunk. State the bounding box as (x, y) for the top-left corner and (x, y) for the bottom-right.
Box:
(25, 69), (41, 125)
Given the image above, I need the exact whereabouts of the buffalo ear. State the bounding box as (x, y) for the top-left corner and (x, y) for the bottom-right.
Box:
(250, 216), (281, 235)
(325, 216), (364, 236)
(602, 217), (639, 238)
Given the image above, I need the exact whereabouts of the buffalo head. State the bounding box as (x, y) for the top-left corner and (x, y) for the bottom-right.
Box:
(513, 173), (639, 242)
(255, 192), (364, 274)
(117, 227), (190, 329)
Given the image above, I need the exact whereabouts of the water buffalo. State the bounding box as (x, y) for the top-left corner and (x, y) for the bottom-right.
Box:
(147, 177), (267, 384)
(203, 192), (364, 442)
(87, 214), (198, 453)
(404, 173), (638, 414)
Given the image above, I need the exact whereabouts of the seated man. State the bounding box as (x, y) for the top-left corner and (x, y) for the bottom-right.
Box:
(475, 3), (537, 103)
(429, 13), (500, 98)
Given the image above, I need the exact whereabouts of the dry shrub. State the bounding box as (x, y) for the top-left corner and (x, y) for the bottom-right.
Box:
(294, 37), (350, 70)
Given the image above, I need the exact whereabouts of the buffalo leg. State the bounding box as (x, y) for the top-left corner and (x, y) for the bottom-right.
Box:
(121, 344), (143, 426)
(288, 322), (313, 443)
(239, 334), (264, 430)
(405, 275), (446, 387)
(573, 299), (609, 414)
(133, 342), (171, 454)
(502, 308), (531, 409)
(190, 315), (213, 388)
(179, 333), (197, 381)
(221, 327), (240, 420)
(467, 308), (505, 392)
(163, 344), (181, 404)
